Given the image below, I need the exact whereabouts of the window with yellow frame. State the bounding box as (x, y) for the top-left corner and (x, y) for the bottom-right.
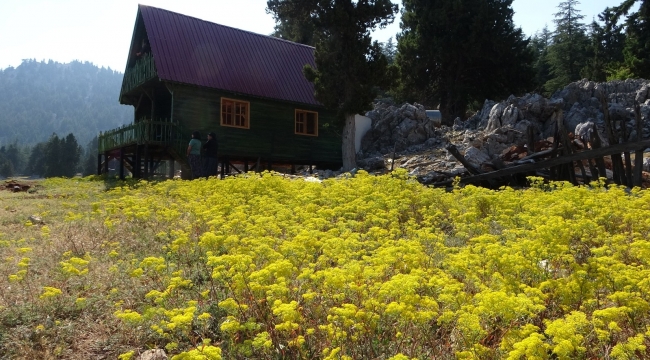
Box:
(295, 109), (318, 136)
(221, 98), (250, 129)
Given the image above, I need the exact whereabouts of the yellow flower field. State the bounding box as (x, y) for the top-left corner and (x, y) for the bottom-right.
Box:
(1, 171), (649, 359)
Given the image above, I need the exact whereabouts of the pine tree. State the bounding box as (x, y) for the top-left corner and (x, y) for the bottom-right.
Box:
(44, 134), (63, 178)
(61, 133), (82, 177)
(396, 0), (534, 124)
(0, 147), (14, 178)
(267, 0), (398, 171)
(380, 37), (397, 65)
(82, 136), (99, 176)
(25, 142), (47, 177)
(582, 7), (626, 81)
(545, 0), (590, 93)
(613, 0), (650, 78)
(269, 14), (316, 46)
(530, 26), (553, 93)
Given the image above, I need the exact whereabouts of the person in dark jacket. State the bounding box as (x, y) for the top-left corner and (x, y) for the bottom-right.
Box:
(202, 132), (218, 177)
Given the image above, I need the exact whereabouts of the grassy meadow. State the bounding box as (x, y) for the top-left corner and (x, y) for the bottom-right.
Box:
(1, 172), (649, 359)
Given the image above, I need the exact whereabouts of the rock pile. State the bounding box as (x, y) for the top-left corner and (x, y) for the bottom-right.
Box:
(357, 79), (650, 184)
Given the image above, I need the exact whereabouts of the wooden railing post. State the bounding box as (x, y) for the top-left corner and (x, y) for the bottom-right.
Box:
(634, 103), (646, 187)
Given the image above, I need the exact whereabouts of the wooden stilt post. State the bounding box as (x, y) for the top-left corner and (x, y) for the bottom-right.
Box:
(134, 145), (141, 178)
(103, 152), (109, 174)
(220, 158), (226, 179)
(143, 145), (149, 180)
(149, 154), (154, 179)
(119, 147), (125, 180)
(244, 160), (249, 173)
(97, 153), (102, 175)
(169, 160), (175, 179)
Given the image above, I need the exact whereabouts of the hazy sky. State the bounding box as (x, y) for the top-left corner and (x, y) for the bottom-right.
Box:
(0, 0), (630, 72)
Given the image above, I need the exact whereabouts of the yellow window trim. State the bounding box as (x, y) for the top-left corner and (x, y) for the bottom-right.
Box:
(220, 97), (250, 129)
(294, 109), (318, 136)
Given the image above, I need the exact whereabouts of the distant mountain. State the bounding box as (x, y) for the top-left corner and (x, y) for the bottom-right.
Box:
(0, 60), (131, 147)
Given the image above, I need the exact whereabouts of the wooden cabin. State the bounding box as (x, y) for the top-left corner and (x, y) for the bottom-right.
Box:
(98, 5), (342, 179)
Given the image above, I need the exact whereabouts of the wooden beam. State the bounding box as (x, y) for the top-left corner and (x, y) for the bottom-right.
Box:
(433, 139), (650, 186)
(228, 162), (243, 174)
(634, 103), (645, 187)
(600, 94), (625, 184)
(103, 152), (109, 174)
(119, 147), (125, 180)
(445, 144), (482, 175)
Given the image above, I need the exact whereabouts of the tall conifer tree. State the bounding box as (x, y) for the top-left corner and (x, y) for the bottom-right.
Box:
(267, 0), (397, 171)
(613, 0), (650, 78)
(544, 0), (589, 93)
(396, 0), (534, 125)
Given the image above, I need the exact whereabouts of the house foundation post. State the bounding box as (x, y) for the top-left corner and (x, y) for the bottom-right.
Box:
(119, 147), (125, 180)
(103, 152), (109, 174)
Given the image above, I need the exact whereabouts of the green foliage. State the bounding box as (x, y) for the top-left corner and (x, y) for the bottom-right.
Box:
(582, 8), (626, 82)
(617, 0), (650, 79)
(544, 0), (590, 94)
(25, 133), (82, 177)
(268, 13), (316, 46)
(529, 27), (553, 94)
(82, 136), (99, 176)
(396, 0), (534, 125)
(0, 59), (131, 147)
(267, 0), (397, 117)
(267, 0), (398, 171)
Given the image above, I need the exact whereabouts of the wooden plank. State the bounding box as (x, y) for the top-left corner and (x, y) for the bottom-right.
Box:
(557, 110), (577, 184)
(587, 158), (599, 183)
(634, 103), (645, 187)
(620, 116), (633, 187)
(445, 144), (482, 175)
(589, 130), (609, 179)
(228, 162), (243, 174)
(433, 139), (650, 186)
(527, 124), (535, 156)
(600, 94), (626, 184)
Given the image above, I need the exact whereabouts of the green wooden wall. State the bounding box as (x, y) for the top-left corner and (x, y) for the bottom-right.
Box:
(169, 84), (343, 166)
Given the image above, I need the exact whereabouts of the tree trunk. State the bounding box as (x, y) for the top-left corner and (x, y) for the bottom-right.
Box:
(341, 113), (357, 172)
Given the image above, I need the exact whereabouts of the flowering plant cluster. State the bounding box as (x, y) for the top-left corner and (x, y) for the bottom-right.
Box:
(1, 172), (649, 359)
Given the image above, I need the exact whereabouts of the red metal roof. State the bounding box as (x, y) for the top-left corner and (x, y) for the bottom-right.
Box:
(138, 5), (320, 106)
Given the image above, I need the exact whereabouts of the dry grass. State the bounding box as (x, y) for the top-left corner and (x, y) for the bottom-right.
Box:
(0, 178), (145, 359)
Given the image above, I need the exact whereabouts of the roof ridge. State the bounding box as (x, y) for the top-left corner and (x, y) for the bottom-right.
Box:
(138, 4), (315, 50)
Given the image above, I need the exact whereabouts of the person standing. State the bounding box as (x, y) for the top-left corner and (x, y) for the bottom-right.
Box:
(187, 131), (203, 179)
(202, 132), (218, 177)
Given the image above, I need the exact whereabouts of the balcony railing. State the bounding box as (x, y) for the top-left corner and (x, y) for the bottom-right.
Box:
(120, 53), (157, 96)
(98, 119), (190, 158)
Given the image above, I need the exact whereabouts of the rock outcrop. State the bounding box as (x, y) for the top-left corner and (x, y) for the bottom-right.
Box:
(357, 79), (650, 183)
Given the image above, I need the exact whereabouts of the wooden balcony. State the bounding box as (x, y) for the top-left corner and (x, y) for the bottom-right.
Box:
(120, 53), (157, 96)
(98, 119), (190, 158)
